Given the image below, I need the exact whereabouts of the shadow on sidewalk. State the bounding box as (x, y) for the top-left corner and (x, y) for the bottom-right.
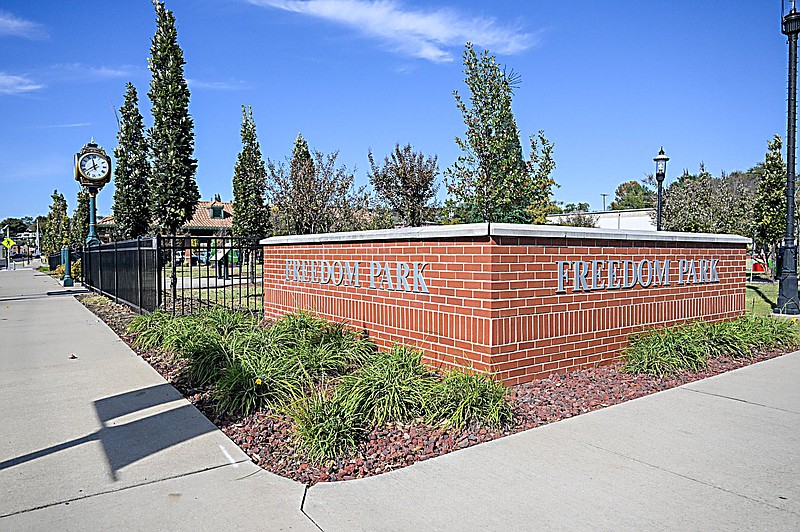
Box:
(0, 383), (216, 481)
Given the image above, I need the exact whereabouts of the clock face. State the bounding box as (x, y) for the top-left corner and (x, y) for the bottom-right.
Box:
(79, 153), (109, 181)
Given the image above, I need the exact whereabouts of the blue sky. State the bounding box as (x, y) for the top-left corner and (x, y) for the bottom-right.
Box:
(0, 1), (789, 221)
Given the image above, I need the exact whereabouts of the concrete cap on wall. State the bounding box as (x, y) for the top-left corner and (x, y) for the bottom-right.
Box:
(260, 223), (752, 246)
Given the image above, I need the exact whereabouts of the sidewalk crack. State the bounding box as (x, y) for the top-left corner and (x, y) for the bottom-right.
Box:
(583, 441), (799, 517)
(300, 485), (324, 531)
(0, 460), (249, 519)
(681, 387), (800, 416)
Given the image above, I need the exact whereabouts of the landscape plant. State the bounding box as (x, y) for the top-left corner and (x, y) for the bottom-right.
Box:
(335, 344), (437, 425)
(42, 190), (69, 255)
(425, 369), (512, 429)
(623, 314), (799, 376)
(290, 390), (365, 462)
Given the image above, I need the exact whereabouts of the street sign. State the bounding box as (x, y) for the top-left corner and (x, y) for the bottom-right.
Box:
(2, 238), (15, 249)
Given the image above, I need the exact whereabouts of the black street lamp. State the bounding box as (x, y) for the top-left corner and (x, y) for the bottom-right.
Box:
(653, 147), (669, 231)
(777, 1), (800, 315)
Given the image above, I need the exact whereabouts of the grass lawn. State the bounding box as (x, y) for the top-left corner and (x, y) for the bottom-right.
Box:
(746, 282), (778, 315)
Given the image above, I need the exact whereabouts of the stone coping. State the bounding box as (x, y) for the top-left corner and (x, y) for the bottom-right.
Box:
(260, 223), (751, 246)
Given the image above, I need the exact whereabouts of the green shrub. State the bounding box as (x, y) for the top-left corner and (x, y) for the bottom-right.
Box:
(214, 351), (303, 416)
(72, 258), (81, 280)
(623, 323), (709, 377)
(181, 330), (231, 385)
(196, 307), (257, 337)
(426, 370), (512, 429)
(335, 344), (437, 425)
(290, 390), (364, 462)
(623, 314), (800, 376)
(267, 311), (375, 382)
(127, 310), (176, 350)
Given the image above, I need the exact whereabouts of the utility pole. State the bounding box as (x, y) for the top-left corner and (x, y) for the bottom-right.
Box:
(600, 193), (608, 211)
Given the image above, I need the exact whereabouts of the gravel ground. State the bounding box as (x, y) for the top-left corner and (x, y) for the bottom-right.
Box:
(76, 293), (791, 486)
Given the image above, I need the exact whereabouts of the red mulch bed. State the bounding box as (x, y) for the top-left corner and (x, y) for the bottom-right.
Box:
(76, 293), (790, 486)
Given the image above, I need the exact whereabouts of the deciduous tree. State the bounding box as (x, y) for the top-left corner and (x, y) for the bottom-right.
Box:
(610, 180), (654, 210)
(268, 134), (385, 235)
(368, 143), (439, 227)
(445, 43), (557, 224)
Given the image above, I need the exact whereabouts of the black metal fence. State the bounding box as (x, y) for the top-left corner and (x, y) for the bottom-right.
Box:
(82, 235), (263, 315)
(48, 251), (80, 271)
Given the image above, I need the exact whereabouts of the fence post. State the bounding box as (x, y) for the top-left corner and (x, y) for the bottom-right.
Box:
(156, 234), (162, 310)
(98, 243), (103, 294)
(137, 238), (143, 314)
(113, 240), (119, 303)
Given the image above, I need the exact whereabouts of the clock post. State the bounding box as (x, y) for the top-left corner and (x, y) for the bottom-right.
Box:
(74, 139), (112, 247)
(75, 139), (112, 287)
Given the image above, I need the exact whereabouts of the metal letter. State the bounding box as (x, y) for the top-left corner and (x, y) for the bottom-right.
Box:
(621, 260), (637, 289)
(653, 260), (670, 286)
(285, 259), (293, 281)
(607, 260), (621, 289)
(638, 259), (653, 287)
(320, 260), (332, 284)
(678, 259), (689, 284)
(331, 261), (344, 285)
(412, 262), (429, 293)
(369, 261), (382, 289)
(710, 259), (720, 282)
(591, 260), (606, 290)
(380, 262), (395, 291)
(573, 261), (589, 292)
(396, 262), (411, 292)
(556, 261), (570, 293)
(343, 261), (361, 287)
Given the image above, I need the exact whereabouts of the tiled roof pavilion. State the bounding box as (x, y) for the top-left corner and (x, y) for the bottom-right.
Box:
(98, 200), (233, 234)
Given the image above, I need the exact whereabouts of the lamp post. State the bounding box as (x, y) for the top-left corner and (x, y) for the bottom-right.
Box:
(653, 147), (669, 231)
(777, 1), (800, 315)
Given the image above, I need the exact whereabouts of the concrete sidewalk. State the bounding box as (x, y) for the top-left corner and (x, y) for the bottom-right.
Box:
(0, 269), (315, 531)
(1, 267), (798, 530)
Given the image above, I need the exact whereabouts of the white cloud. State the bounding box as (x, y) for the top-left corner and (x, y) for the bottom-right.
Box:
(36, 122), (92, 129)
(187, 79), (251, 90)
(0, 10), (46, 39)
(248, 0), (535, 62)
(50, 63), (137, 80)
(0, 73), (44, 95)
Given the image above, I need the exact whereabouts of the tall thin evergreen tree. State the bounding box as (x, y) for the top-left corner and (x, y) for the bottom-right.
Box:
(232, 106), (270, 239)
(113, 82), (151, 239)
(147, 0), (199, 236)
(70, 190), (90, 248)
(42, 190), (69, 255)
(754, 135), (788, 273)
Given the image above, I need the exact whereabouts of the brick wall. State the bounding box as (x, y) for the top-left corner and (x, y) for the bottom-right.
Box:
(262, 224), (748, 385)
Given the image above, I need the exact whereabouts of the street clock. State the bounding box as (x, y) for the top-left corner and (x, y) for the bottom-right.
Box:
(74, 139), (112, 190)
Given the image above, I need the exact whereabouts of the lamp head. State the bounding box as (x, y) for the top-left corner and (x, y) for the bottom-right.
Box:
(653, 147), (669, 183)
